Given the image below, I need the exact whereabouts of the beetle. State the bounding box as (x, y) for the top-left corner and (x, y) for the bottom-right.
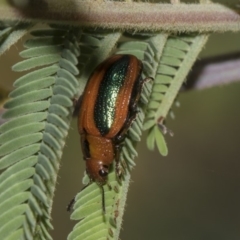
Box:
(69, 54), (150, 213)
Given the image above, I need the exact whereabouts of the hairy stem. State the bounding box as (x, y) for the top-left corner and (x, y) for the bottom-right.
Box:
(1, 1), (240, 33)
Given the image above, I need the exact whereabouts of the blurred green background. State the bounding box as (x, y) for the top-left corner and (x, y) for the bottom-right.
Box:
(1, 31), (240, 240)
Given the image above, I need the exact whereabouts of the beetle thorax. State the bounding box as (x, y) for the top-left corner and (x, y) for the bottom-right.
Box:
(83, 134), (115, 183)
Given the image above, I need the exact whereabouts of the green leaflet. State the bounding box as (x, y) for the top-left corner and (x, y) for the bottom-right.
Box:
(13, 66), (58, 87)
(0, 168), (35, 194)
(0, 205), (28, 229)
(12, 54), (62, 72)
(0, 23), (12, 46)
(0, 144), (41, 170)
(20, 45), (63, 58)
(0, 25), (81, 239)
(0, 216), (25, 240)
(4, 228), (24, 240)
(0, 122), (45, 144)
(10, 77), (55, 98)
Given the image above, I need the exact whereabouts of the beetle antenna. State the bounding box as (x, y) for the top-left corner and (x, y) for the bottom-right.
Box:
(67, 182), (91, 212)
(101, 185), (106, 214)
(66, 197), (75, 212)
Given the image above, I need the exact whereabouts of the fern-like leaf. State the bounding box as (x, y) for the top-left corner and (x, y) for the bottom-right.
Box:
(0, 25), (81, 239)
(144, 34), (209, 155)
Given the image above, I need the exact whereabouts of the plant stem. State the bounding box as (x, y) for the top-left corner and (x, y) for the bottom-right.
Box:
(1, 1), (240, 33)
(185, 52), (240, 90)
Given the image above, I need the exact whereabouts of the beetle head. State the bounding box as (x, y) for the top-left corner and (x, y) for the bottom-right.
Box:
(86, 160), (109, 184)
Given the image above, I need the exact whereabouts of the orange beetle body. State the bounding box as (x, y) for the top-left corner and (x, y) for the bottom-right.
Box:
(78, 54), (145, 184)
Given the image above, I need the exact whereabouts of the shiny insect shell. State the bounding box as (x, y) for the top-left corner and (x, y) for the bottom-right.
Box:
(78, 54), (146, 184)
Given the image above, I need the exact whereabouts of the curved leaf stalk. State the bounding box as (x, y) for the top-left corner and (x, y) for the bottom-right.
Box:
(0, 25), (81, 239)
(144, 34), (209, 155)
(68, 32), (167, 240)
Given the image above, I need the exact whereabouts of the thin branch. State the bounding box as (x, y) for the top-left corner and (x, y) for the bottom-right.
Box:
(1, 1), (240, 33)
(185, 52), (240, 90)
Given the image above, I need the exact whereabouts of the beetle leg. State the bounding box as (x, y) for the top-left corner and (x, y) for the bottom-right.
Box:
(100, 185), (106, 214)
(107, 182), (112, 190)
(67, 181), (92, 212)
(72, 95), (82, 117)
(115, 111), (138, 143)
(66, 197), (76, 212)
(114, 144), (123, 182)
(120, 157), (129, 174)
(115, 76), (152, 142)
(130, 77), (153, 111)
(157, 116), (174, 136)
